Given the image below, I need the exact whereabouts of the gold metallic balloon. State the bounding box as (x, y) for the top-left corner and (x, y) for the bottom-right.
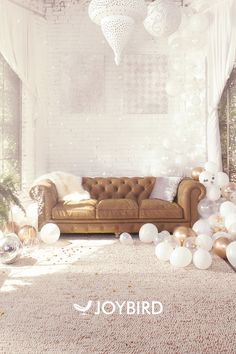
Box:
(191, 167), (205, 181)
(18, 225), (37, 245)
(221, 183), (236, 200)
(213, 237), (230, 259)
(173, 226), (197, 246)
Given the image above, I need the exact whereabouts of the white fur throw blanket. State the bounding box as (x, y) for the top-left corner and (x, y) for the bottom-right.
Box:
(33, 171), (90, 202)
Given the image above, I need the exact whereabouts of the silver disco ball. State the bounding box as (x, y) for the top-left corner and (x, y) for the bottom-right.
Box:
(0, 233), (22, 264)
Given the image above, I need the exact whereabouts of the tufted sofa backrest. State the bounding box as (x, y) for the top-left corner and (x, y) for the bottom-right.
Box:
(82, 177), (156, 202)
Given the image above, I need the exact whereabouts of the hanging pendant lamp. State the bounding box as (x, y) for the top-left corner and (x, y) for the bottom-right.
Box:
(88, 0), (147, 65)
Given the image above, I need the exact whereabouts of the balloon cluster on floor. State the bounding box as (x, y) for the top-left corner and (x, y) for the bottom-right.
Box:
(0, 204), (61, 265)
(120, 161), (236, 269)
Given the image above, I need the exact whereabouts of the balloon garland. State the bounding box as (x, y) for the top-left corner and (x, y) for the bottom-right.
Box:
(120, 161), (236, 270)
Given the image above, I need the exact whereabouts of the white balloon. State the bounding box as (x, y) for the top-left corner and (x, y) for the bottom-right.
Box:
(204, 161), (218, 174)
(189, 94), (201, 106)
(193, 249), (212, 270)
(153, 231), (171, 246)
(40, 223), (60, 244)
(188, 14), (209, 33)
(155, 241), (174, 262)
(216, 172), (229, 187)
(168, 35), (182, 51)
(165, 80), (182, 96)
(26, 203), (38, 218)
(169, 247), (192, 268)
(120, 232), (133, 245)
(196, 234), (213, 251)
(208, 213), (224, 229)
(226, 241), (236, 268)
(199, 171), (215, 186)
(192, 219), (212, 236)
(225, 213), (236, 230)
(206, 185), (221, 202)
(26, 203), (38, 227)
(10, 205), (25, 225)
(197, 198), (218, 219)
(220, 201), (236, 218)
(228, 223), (236, 239)
(212, 231), (231, 242)
(139, 223), (158, 243)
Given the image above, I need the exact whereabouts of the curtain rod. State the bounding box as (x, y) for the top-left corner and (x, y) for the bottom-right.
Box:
(7, 0), (46, 18)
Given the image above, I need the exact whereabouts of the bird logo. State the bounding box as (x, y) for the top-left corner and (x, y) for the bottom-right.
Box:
(73, 301), (93, 315)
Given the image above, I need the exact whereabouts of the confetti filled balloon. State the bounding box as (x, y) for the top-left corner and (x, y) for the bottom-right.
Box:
(18, 225), (37, 246)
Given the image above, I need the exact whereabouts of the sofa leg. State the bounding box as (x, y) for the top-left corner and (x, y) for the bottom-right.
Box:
(115, 233), (120, 238)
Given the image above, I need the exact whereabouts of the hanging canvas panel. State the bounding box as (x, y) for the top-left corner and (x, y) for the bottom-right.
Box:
(122, 54), (168, 114)
(51, 53), (105, 114)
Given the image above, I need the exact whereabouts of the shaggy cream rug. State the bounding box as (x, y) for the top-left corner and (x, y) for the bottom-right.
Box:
(0, 235), (235, 354)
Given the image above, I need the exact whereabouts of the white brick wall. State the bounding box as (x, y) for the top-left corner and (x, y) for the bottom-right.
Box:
(28, 2), (207, 181)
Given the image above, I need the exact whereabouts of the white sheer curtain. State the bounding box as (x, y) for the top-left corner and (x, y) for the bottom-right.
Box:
(207, 0), (236, 170)
(0, 0), (48, 188)
(0, 0), (38, 94)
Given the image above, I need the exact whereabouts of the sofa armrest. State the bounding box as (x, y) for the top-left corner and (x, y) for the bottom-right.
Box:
(176, 178), (206, 226)
(29, 179), (58, 230)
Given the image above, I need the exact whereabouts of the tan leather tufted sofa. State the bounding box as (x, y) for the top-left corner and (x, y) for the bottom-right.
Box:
(29, 177), (205, 234)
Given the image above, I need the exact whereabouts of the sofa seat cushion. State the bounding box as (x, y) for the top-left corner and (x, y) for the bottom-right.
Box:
(139, 199), (183, 219)
(96, 199), (138, 219)
(52, 199), (97, 220)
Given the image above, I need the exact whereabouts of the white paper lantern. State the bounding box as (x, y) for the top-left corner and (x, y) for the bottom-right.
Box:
(193, 249), (212, 270)
(144, 0), (181, 38)
(88, 0), (146, 24)
(101, 15), (134, 65)
(88, 0), (146, 65)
